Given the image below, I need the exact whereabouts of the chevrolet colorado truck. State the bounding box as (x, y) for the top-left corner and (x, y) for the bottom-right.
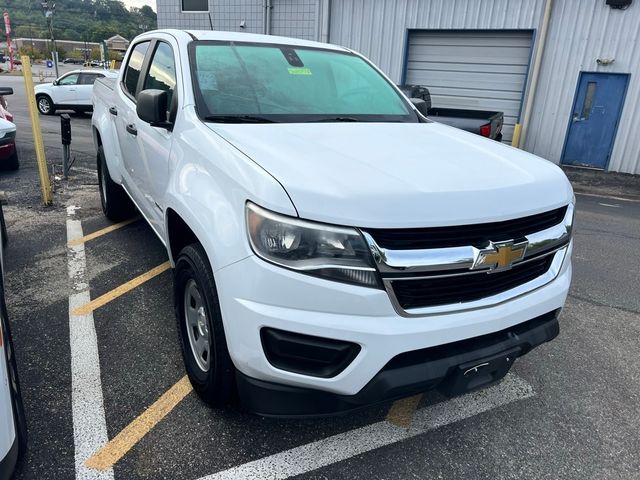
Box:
(92, 29), (574, 416)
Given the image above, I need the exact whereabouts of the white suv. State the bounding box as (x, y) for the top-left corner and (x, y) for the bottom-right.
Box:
(35, 69), (118, 115)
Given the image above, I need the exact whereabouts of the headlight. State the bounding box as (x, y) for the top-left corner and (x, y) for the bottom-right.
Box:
(246, 202), (381, 288)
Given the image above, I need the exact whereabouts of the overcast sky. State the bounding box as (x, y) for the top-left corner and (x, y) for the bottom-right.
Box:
(123, 0), (157, 10)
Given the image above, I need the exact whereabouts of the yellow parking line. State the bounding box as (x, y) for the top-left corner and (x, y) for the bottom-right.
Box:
(85, 376), (193, 471)
(72, 261), (171, 316)
(385, 394), (423, 428)
(68, 217), (140, 246)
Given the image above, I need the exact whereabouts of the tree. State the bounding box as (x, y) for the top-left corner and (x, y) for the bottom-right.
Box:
(6, 0), (157, 45)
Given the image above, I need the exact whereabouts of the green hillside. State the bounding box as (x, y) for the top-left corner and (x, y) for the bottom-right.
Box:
(3, 0), (156, 43)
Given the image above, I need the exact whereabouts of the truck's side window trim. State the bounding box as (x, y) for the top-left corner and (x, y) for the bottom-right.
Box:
(121, 40), (151, 102)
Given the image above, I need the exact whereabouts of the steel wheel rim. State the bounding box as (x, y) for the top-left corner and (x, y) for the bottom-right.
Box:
(184, 278), (210, 372)
(38, 98), (50, 113)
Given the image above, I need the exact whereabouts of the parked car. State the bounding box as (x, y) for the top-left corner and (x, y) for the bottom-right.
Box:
(0, 87), (17, 171)
(35, 69), (119, 115)
(62, 58), (84, 65)
(0, 202), (27, 479)
(92, 30), (574, 416)
(398, 84), (504, 141)
(0, 87), (14, 123)
(0, 119), (17, 171)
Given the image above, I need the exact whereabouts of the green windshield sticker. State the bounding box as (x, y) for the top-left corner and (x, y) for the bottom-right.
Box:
(287, 67), (312, 75)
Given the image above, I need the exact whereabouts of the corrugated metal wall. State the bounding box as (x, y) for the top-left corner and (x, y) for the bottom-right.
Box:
(157, 0), (320, 39)
(525, 0), (640, 174)
(328, 0), (543, 84)
(329, 0), (640, 174)
(156, 0), (640, 173)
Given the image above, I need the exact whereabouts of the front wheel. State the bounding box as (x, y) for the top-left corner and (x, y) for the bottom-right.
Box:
(97, 145), (135, 221)
(36, 95), (54, 115)
(174, 243), (236, 407)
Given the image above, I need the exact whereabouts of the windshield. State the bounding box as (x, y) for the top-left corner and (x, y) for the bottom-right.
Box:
(189, 41), (417, 123)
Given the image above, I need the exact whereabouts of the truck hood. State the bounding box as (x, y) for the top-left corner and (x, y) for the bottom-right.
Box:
(207, 122), (573, 228)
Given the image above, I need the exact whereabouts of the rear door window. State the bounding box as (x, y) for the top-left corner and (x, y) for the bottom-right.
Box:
(78, 73), (104, 85)
(123, 41), (150, 99)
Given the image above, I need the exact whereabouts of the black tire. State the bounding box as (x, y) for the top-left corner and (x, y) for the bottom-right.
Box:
(36, 95), (54, 115)
(1, 273), (28, 458)
(97, 145), (135, 221)
(0, 203), (7, 248)
(5, 149), (19, 170)
(174, 243), (236, 407)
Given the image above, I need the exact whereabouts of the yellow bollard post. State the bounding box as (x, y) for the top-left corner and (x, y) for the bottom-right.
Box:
(21, 56), (52, 206)
(511, 123), (522, 149)
(110, 60), (116, 70)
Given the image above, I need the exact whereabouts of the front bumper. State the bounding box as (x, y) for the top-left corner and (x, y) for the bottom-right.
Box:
(215, 241), (571, 411)
(237, 309), (559, 416)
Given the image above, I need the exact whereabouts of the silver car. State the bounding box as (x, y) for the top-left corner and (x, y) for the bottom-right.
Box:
(0, 203), (26, 479)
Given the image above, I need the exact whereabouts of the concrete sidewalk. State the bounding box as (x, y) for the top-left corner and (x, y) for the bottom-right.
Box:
(562, 166), (640, 201)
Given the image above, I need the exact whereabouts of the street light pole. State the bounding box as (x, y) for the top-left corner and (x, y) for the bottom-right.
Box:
(41, 1), (59, 77)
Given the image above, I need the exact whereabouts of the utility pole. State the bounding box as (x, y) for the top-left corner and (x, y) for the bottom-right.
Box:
(41, 1), (59, 77)
(3, 12), (13, 71)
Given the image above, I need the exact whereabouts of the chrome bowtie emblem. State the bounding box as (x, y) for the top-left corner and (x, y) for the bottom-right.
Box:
(472, 239), (528, 272)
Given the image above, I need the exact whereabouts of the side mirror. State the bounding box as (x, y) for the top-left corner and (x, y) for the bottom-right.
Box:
(0, 87), (13, 96)
(53, 80), (58, 86)
(137, 89), (171, 129)
(410, 98), (429, 117)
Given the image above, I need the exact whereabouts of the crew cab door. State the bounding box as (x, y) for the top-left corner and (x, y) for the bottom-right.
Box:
(112, 40), (151, 220)
(54, 73), (80, 105)
(131, 39), (177, 233)
(77, 72), (105, 105)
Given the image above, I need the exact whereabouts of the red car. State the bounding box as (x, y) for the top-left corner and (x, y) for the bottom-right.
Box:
(0, 87), (17, 170)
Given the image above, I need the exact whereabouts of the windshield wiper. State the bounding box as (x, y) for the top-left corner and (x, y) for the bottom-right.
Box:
(204, 115), (278, 124)
(307, 116), (361, 122)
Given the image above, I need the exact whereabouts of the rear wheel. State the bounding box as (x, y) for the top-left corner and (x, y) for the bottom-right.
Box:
(97, 145), (135, 221)
(36, 95), (54, 115)
(174, 243), (236, 407)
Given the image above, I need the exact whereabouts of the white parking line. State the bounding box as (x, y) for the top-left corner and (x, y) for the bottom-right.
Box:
(198, 374), (534, 480)
(67, 206), (114, 480)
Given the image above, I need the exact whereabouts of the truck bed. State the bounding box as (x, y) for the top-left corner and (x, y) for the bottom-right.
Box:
(428, 108), (504, 141)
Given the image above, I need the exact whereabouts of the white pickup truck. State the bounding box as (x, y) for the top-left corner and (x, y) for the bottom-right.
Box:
(92, 29), (574, 416)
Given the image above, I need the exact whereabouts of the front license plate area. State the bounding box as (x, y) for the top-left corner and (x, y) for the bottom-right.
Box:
(438, 347), (521, 397)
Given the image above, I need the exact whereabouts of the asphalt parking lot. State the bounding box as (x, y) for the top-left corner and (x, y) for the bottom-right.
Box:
(1, 75), (639, 480)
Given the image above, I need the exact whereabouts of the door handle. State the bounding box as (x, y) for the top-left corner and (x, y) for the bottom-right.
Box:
(572, 113), (584, 123)
(109, 107), (118, 116)
(126, 124), (138, 136)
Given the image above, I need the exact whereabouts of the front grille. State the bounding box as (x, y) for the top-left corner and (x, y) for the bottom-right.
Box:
(391, 255), (554, 310)
(366, 206), (567, 250)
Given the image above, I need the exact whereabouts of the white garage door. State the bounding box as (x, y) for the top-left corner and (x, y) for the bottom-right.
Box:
(405, 30), (533, 143)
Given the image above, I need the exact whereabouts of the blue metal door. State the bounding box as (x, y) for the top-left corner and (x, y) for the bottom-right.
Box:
(562, 72), (629, 169)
